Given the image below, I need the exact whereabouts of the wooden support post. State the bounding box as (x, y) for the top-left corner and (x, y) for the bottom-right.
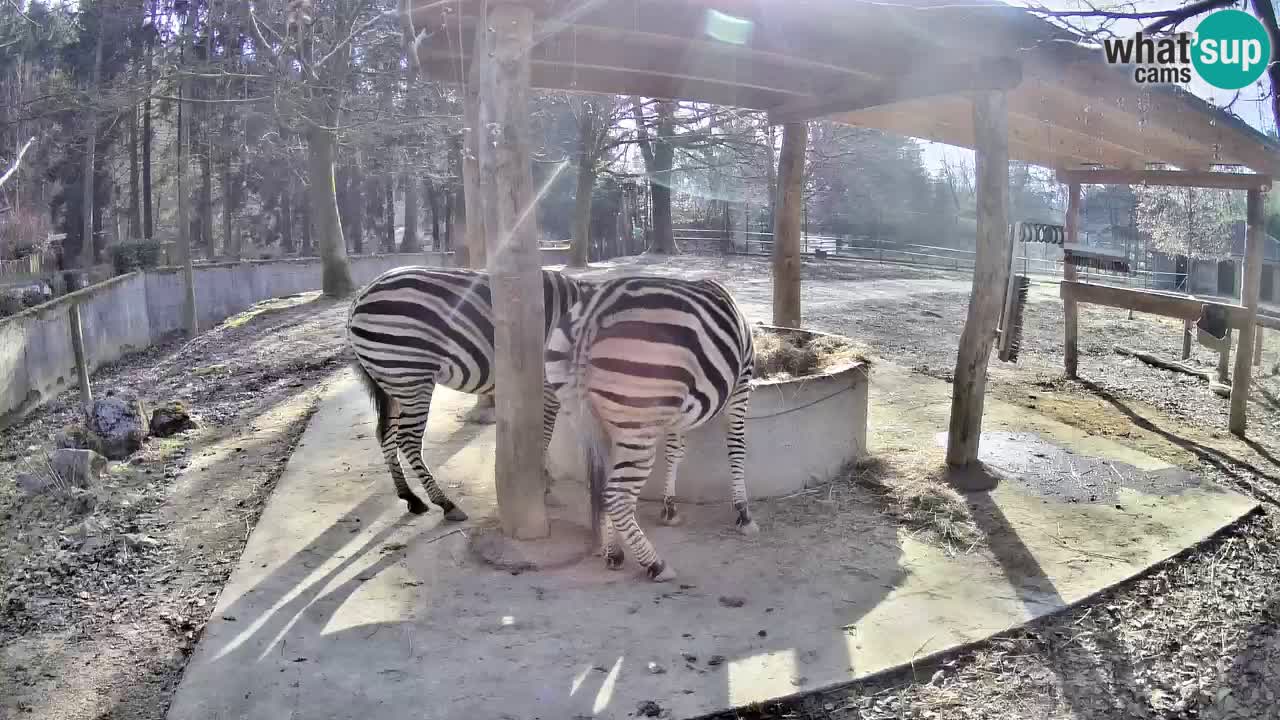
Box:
(1182, 319), (1192, 360)
(1230, 189), (1265, 435)
(1218, 329), (1232, 384)
(946, 91), (1010, 468)
(460, 22), (486, 270)
(68, 302), (92, 411)
(1255, 326), (1265, 366)
(772, 121), (806, 328)
(477, 1), (549, 539)
(1063, 182), (1081, 378)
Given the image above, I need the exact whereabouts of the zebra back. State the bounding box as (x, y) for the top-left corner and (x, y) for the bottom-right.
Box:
(545, 275), (754, 429)
(348, 265), (587, 396)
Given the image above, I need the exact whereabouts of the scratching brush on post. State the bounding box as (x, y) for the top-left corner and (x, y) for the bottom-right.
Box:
(996, 223), (1030, 363)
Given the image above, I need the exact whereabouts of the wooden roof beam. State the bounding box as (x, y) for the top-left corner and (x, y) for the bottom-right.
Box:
(1056, 168), (1273, 191)
(767, 57), (1023, 124)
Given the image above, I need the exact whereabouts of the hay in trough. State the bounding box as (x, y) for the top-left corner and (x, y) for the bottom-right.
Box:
(752, 327), (866, 381)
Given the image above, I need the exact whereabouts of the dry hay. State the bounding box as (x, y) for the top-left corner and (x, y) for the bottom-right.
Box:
(752, 327), (867, 381)
(773, 448), (983, 556)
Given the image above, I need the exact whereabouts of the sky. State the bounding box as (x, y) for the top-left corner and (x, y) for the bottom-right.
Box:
(918, 0), (1278, 174)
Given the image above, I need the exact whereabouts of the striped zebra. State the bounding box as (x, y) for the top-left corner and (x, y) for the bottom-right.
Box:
(346, 266), (587, 521)
(545, 275), (756, 582)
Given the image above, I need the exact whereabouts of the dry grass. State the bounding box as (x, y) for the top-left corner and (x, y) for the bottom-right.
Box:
(846, 452), (984, 554)
(773, 449), (983, 556)
(753, 327), (867, 381)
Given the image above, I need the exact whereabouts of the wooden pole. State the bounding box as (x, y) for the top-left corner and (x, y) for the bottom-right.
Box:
(1063, 182), (1081, 378)
(477, 1), (549, 539)
(1229, 189), (1265, 435)
(772, 121), (806, 328)
(1218, 328), (1232, 384)
(1182, 319), (1192, 360)
(1255, 326), (1265, 366)
(946, 91), (1010, 468)
(460, 21), (486, 270)
(68, 304), (92, 410)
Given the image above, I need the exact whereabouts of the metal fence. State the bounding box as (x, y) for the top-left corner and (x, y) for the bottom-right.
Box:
(673, 227), (1202, 293)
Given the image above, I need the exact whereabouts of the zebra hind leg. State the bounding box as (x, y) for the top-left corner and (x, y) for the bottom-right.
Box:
(375, 392), (430, 515)
(605, 438), (676, 582)
(541, 384), (565, 508)
(396, 383), (468, 522)
(658, 432), (686, 526)
(726, 381), (758, 535)
(356, 363), (428, 514)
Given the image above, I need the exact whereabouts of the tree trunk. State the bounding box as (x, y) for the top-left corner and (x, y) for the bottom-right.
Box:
(649, 102), (678, 254)
(428, 178), (441, 251)
(384, 174), (396, 252)
(142, 42), (154, 240)
(401, 171), (419, 252)
(199, 133), (213, 256)
(176, 58), (196, 335)
(221, 113), (238, 259)
(307, 123), (355, 297)
(128, 103), (141, 240)
(78, 24), (105, 269)
(281, 176), (294, 253)
(300, 187), (313, 256)
(345, 162), (365, 255)
(463, 32), (486, 269)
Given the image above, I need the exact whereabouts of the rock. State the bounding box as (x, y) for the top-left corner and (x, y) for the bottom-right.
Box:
(50, 448), (108, 489)
(636, 700), (663, 718)
(150, 401), (196, 437)
(55, 423), (105, 455)
(718, 595), (746, 608)
(86, 393), (149, 460)
(15, 472), (49, 494)
(62, 487), (98, 515)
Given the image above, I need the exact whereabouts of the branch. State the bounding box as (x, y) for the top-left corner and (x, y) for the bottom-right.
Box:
(0, 136), (35, 190)
(1144, 0), (1239, 33)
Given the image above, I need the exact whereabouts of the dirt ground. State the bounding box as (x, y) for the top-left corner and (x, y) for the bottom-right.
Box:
(2, 254), (1279, 720)
(0, 294), (352, 719)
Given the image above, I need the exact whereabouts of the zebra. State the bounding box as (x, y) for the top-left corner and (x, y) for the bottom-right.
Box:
(346, 265), (588, 521)
(545, 275), (756, 582)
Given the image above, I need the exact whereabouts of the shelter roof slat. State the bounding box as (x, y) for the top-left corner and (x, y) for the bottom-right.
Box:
(409, 0), (1280, 178)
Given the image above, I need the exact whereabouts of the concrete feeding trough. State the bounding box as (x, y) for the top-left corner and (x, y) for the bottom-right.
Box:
(548, 325), (869, 504)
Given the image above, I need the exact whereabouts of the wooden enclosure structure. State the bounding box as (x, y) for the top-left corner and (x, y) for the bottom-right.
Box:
(402, 0), (1280, 534)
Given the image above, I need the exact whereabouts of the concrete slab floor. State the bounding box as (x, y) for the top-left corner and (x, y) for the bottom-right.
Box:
(165, 366), (1257, 720)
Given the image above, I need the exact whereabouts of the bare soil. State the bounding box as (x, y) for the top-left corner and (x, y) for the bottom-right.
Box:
(0, 293), (351, 720)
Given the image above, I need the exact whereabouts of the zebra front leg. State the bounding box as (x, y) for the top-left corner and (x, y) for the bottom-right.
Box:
(605, 439), (676, 582)
(396, 384), (468, 522)
(658, 432), (686, 526)
(541, 384), (565, 508)
(726, 382), (758, 535)
(376, 395), (430, 515)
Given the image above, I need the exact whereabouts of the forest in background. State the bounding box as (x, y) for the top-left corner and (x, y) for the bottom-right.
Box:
(2, 0), (1278, 307)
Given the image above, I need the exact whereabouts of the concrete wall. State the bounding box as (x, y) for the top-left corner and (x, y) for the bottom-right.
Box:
(544, 353), (871, 505)
(0, 251), (457, 427)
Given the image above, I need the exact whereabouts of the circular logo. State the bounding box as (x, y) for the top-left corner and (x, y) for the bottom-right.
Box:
(1192, 9), (1272, 90)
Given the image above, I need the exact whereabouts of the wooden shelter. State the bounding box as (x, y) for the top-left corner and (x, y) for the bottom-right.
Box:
(403, 0), (1280, 536)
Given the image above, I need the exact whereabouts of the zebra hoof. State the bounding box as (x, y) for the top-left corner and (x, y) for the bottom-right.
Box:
(658, 510), (684, 527)
(648, 562), (677, 583)
(442, 506), (469, 522)
(403, 496), (431, 515)
(604, 548), (625, 570)
(544, 489), (566, 508)
(737, 519), (760, 536)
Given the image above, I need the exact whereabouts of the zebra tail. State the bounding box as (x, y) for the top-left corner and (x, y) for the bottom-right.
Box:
(352, 360), (392, 444)
(546, 308), (608, 546)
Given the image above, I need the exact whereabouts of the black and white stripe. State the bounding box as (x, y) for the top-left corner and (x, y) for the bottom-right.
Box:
(346, 266), (586, 519)
(545, 275), (756, 582)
